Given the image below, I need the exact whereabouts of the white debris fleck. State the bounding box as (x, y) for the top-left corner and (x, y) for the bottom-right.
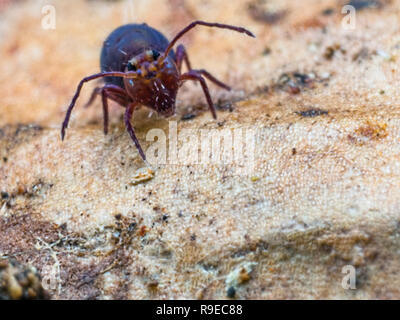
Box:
(130, 167), (155, 185)
(225, 262), (257, 289)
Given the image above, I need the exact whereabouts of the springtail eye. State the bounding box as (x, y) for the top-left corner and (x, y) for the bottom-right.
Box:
(127, 58), (138, 71)
(152, 50), (160, 60)
(127, 62), (137, 71)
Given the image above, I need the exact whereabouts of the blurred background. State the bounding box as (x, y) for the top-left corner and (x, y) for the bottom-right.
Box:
(2, 0), (397, 129)
(2, 0), (400, 300)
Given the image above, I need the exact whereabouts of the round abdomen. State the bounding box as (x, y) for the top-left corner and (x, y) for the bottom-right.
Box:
(100, 23), (175, 88)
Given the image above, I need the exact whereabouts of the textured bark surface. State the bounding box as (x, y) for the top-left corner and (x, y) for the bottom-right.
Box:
(1, 0), (400, 299)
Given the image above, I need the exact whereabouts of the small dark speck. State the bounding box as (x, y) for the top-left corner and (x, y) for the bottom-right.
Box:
(248, 3), (286, 24)
(147, 281), (159, 291)
(162, 214), (169, 222)
(292, 148), (297, 155)
(15, 124), (43, 135)
(262, 47), (271, 55)
(296, 108), (328, 118)
(1, 191), (9, 199)
(217, 121), (225, 127)
(190, 234), (196, 241)
(128, 222), (137, 233)
(293, 72), (310, 84)
(178, 211), (183, 217)
(217, 102), (234, 112)
(226, 286), (236, 298)
(114, 214), (122, 220)
(181, 113), (196, 121)
(322, 8), (334, 15)
(2, 157), (7, 163)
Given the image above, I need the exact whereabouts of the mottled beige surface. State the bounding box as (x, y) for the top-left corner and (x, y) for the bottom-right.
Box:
(1, 0), (400, 299)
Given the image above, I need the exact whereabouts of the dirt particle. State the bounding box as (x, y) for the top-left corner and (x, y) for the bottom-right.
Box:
(349, 120), (388, 144)
(359, 120), (388, 138)
(274, 72), (324, 94)
(296, 108), (329, 118)
(238, 267), (251, 283)
(181, 113), (196, 121)
(226, 286), (236, 298)
(128, 222), (137, 233)
(225, 262), (257, 297)
(322, 8), (335, 15)
(138, 225), (148, 237)
(324, 44), (345, 60)
(352, 47), (370, 62)
(324, 47), (335, 60)
(14, 124), (43, 137)
(130, 167), (154, 185)
(0, 259), (49, 300)
(262, 47), (271, 55)
(248, 1), (286, 24)
(147, 281), (159, 292)
(216, 101), (234, 112)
